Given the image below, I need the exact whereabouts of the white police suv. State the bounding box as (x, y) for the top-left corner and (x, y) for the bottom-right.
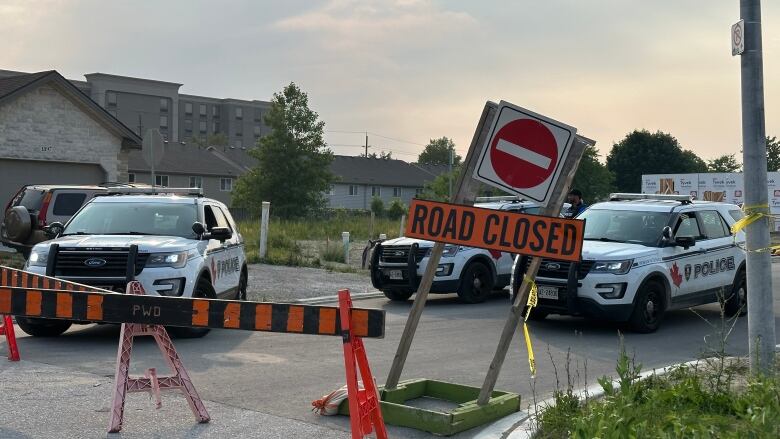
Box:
(512, 193), (747, 332)
(20, 188), (247, 338)
(371, 197), (569, 303)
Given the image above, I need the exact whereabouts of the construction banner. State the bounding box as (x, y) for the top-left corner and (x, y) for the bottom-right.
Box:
(405, 199), (584, 262)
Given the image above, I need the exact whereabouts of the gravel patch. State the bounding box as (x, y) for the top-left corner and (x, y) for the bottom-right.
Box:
(246, 263), (380, 302)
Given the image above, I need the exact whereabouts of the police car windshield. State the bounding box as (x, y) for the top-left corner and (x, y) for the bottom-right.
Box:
(63, 202), (198, 239)
(579, 209), (669, 246)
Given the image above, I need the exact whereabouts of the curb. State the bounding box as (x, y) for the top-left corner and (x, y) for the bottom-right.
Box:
(505, 344), (780, 438)
(295, 291), (385, 305)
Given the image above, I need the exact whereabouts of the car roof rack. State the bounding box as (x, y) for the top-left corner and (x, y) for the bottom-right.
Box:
(475, 196), (526, 203)
(104, 187), (204, 197)
(609, 193), (692, 204)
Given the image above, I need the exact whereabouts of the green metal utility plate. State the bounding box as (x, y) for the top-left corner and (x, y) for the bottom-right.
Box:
(338, 379), (520, 436)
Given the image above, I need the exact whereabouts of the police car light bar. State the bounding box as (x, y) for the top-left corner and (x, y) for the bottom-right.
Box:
(609, 193), (692, 202)
(106, 187), (204, 196)
(475, 196), (525, 203)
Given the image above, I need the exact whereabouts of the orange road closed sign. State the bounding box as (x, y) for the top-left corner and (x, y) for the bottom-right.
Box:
(405, 199), (584, 262)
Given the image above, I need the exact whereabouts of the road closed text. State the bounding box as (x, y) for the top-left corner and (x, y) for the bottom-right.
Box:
(405, 199), (584, 262)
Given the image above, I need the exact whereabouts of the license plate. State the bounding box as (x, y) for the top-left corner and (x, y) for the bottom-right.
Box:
(388, 270), (403, 280)
(538, 286), (559, 300)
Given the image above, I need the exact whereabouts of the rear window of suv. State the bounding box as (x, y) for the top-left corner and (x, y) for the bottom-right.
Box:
(14, 188), (45, 211)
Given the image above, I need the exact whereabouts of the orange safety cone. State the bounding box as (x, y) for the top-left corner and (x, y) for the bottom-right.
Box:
(338, 289), (388, 439)
(0, 314), (20, 361)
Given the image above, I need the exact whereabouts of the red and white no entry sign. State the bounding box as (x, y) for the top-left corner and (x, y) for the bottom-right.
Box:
(473, 101), (577, 206)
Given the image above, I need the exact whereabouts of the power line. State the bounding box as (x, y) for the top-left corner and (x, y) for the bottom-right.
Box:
(367, 132), (426, 146)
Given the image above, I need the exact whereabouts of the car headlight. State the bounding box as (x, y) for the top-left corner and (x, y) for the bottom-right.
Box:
(591, 260), (633, 275)
(28, 249), (49, 267)
(146, 251), (189, 269)
(442, 245), (461, 258)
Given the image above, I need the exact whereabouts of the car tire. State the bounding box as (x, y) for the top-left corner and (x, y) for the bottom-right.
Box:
(16, 317), (72, 337)
(629, 280), (665, 333)
(724, 271), (746, 317)
(384, 289), (413, 301)
(4, 206), (32, 242)
(168, 278), (214, 338)
(457, 261), (494, 304)
(236, 268), (248, 301)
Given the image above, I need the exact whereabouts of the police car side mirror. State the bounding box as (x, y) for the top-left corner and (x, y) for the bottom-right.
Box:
(207, 227), (232, 242)
(192, 222), (206, 239)
(675, 236), (696, 249)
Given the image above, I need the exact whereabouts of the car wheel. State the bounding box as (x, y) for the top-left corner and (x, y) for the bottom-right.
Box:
(629, 280), (665, 333)
(383, 289), (413, 301)
(457, 262), (494, 304)
(236, 269), (248, 301)
(724, 271), (746, 317)
(16, 317), (72, 337)
(4, 206), (32, 242)
(168, 278), (213, 338)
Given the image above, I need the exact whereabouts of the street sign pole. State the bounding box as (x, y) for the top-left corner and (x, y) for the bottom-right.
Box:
(738, 0), (776, 374)
(385, 102), (498, 390)
(476, 136), (590, 405)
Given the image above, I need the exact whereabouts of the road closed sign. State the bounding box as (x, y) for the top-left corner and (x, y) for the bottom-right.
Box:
(405, 199), (584, 262)
(473, 101), (577, 206)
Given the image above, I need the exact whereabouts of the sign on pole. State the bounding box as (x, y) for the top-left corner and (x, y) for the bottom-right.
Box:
(405, 199), (584, 262)
(473, 101), (577, 206)
(732, 19), (745, 56)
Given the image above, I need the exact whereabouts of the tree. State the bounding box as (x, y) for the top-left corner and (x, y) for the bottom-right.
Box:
(370, 197), (385, 217)
(387, 199), (406, 219)
(232, 83), (334, 218)
(707, 154), (742, 172)
(419, 168), (458, 201)
(571, 145), (615, 202)
(766, 136), (780, 172)
(417, 137), (461, 166)
(606, 130), (707, 192)
(361, 150), (392, 159)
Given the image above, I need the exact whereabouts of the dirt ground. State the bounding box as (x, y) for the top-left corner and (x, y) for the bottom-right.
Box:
(245, 262), (377, 302)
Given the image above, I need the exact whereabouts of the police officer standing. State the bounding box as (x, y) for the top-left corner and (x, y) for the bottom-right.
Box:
(565, 189), (587, 218)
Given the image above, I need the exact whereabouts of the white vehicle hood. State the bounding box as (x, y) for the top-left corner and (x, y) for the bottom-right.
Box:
(381, 237), (434, 248)
(581, 240), (656, 260)
(41, 235), (196, 253)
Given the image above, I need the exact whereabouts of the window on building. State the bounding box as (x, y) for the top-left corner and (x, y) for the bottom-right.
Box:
(254, 125), (261, 137)
(220, 178), (233, 192)
(393, 187), (403, 197)
(236, 124), (243, 136)
(235, 107), (243, 119)
(106, 92), (117, 106)
(349, 185), (359, 196)
(160, 98), (168, 112)
(199, 120), (207, 133)
(189, 176), (203, 188)
(415, 188), (424, 197)
(212, 106), (219, 117)
(213, 121), (220, 133)
(159, 116), (168, 129)
(155, 175), (169, 187)
(372, 186), (381, 197)
(184, 102), (193, 115)
(184, 119), (193, 133)
(234, 139), (243, 148)
(328, 186), (335, 196)
(254, 109), (262, 122)
(199, 104), (206, 117)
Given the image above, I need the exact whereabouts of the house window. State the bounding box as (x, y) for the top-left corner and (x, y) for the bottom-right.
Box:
(199, 104), (206, 117)
(220, 178), (233, 192)
(213, 121), (220, 133)
(128, 173), (136, 183)
(189, 176), (203, 188)
(155, 175), (169, 187)
(235, 107), (243, 119)
(184, 102), (193, 115)
(328, 186), (335, 196)
(393, 187), (403, 197)
(159, 116), (168, 129)
(184, 119), (193, 133)
(160, 98), (168, 112)
(199, 120), (207, 133)
(349, 185), (359, 196)
(415, 188), (424, 196)
(372, 186), (381, 197)
(106, 92), (117, 106)
(254, 125), (261, 137)
(212, 106), (219, 117)
(234, 139), (243, 148)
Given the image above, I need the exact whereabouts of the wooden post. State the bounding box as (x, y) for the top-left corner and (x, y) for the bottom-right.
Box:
(342, 232), (350, 265)
(385, 102), (498, 390)
(476, 136), (592, 405)
(399, 214), (406, 238)
(259, 201), (270, 259)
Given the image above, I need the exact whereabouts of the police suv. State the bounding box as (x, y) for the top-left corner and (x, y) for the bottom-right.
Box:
(370, 197), (568, 303)
(20, 188), (248, 338)
(512, 193), (747, 333)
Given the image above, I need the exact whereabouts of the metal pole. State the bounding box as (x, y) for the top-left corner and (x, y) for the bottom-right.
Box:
(448, 147), (453, 198)
(259, 202), (270, 259)
(342, 232), (350, 265)
(399, 214), (406, 238)
(365, 132), (369, 157)
(739, 0), (776, 374)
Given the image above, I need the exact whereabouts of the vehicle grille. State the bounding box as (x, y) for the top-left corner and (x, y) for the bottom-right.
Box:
(524, 258), (594, 280)
(379, 245), (428, 264)
(54, 248), (149, 278)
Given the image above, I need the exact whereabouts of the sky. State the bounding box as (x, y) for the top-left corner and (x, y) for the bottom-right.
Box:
(3, 0), (779, 163)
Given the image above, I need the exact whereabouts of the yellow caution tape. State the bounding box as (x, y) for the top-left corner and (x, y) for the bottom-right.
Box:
(521, 275), (538, 376)
(731, 204), (780, 253)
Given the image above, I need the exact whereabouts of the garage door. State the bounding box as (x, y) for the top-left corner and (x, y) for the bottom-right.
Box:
(0, 159), (105, 207)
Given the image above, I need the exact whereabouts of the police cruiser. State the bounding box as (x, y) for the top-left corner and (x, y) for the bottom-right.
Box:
(511, 193), (747, 332)
(20, 188), (247, 338)
(370, 197), (569, 303)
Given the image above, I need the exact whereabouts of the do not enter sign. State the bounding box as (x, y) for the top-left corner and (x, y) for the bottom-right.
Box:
(474, 101), (577, 206)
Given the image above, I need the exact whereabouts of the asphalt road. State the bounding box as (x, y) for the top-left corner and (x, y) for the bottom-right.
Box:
(2, 266), (780, 438)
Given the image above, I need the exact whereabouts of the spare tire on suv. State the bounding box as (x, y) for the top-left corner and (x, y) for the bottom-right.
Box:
(4, 206), (32, 242)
